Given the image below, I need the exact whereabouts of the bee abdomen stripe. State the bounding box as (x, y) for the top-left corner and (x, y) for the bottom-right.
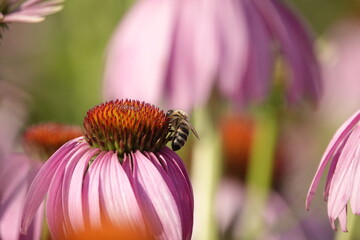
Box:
(179, 126), (189, 135)
(177, 133), (187, 141)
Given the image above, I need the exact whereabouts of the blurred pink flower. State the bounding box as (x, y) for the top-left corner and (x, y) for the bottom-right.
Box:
(215, 178), (307, 239)
(306, 110), (360, 232)
(104, 0), (322, 111)
(0, 0), (63, 38)
(20, 99), (194, 240)
(0, 123), (83, 239)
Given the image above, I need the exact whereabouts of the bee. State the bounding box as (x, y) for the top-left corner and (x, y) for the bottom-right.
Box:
(166, 109), (199, 151)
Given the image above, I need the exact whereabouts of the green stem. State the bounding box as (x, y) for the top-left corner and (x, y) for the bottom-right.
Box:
(335, 213), (359, 240)
(191, 107), (221, 240)
(239, 107), (279, 239)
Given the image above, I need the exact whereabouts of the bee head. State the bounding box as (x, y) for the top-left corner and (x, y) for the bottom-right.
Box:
(166, 110), (174, 117)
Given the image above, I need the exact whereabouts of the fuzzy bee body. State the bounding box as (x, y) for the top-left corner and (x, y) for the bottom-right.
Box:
(166, 110), (199, 151)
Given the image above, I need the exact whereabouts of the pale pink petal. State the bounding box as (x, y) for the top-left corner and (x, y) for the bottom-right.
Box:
(103, 0), (176, 105)
(2, 14), (44, 23)
(306, 110), (360, 209)
(0, 154), (39, 239)
(100, 151), (146, 231)
(20, 138), (83, 234)
(125, 151), (182, 240)
(337, 206), (348, 232)
(216, 0), (248, 100)
(85, 151), (107, 228)
(349, 132), (360, 214)
(62, 146), (99, 233)
(327, 126), (360, 222)
(165, 0), (218, 111)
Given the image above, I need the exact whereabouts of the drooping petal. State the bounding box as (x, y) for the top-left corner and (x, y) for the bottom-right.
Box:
(62, 146), (99, 234)
(103, 0), (177, 105)
(240, 0), (272, 104)
(155, 149), (194, 240)
(100, 151), (146, 232)
(327, 126), (360, 224)
(216, 0), (248, 100)
(124, 151), (182, 240)
(349, 130), (360, 215)
(306, 110), (360, 209)
(20, 138), (84, 234)
(0, 154), (40, 240)
(47, 143), (90, 238)
(165, 0), (218, 111)
(84, 151), (108, 229)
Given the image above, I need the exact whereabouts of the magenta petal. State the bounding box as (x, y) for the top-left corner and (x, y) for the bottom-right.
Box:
(155, 148), (194, 240)
(20, 138), (83, 234)
(100, 152), (146, 231)
(62, 146), (99, 233)
(125, 151), (182, 240)
(306, 110), (360, 209)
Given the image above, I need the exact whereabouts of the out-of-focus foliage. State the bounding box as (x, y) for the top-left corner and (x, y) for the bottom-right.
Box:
(0, 0), (134, 125)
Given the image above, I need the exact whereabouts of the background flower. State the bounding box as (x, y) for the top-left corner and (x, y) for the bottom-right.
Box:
(103, 0), (321, 111)
(0, 122), (82, 239)
(0, 0), (63, 38)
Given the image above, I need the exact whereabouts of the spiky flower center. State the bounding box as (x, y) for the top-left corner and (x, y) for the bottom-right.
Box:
(23, 123), (83, 161)
(83, 99), (170, 155)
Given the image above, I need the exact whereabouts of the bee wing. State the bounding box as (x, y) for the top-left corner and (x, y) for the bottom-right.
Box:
(189, 124), (200, 140)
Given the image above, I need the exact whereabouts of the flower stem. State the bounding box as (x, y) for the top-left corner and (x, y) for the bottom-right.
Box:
(191, 107), (221, 240)
(239, 106), (279, 239)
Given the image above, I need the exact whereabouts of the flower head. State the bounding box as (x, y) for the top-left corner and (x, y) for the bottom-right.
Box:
(0, 122), (82, 239)
(103, 0), (322, 111)
(0, 0), (63, 38)
(306, 110), (360, 232)
(20, 99), (194, 240)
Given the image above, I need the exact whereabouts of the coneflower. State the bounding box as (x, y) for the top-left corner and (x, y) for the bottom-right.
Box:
(20, 99), (194, 240)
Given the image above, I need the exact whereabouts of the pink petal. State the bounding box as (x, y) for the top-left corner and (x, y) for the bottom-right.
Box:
(0, 154), (39, 239)
(46, 143), (89, 238)
(103, 0), (176, 105)
(306, 110), (360, 209)
(349, 131), (360, 215)
(2, 14), (44, 23)
(125, 151), (182, 240)
(240, 0), (272, 104)
(84, 151), (108, 228)
(216, 0), (248, 100)
(100, 151), (146, 231)
(62, 146), (99, 233)
(165, 0), (218, 111)
(20, 138), (83, 234)
(338, 206), (348, 232)
(155, 149), (194, 240)
(327, 126), (360, 223)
